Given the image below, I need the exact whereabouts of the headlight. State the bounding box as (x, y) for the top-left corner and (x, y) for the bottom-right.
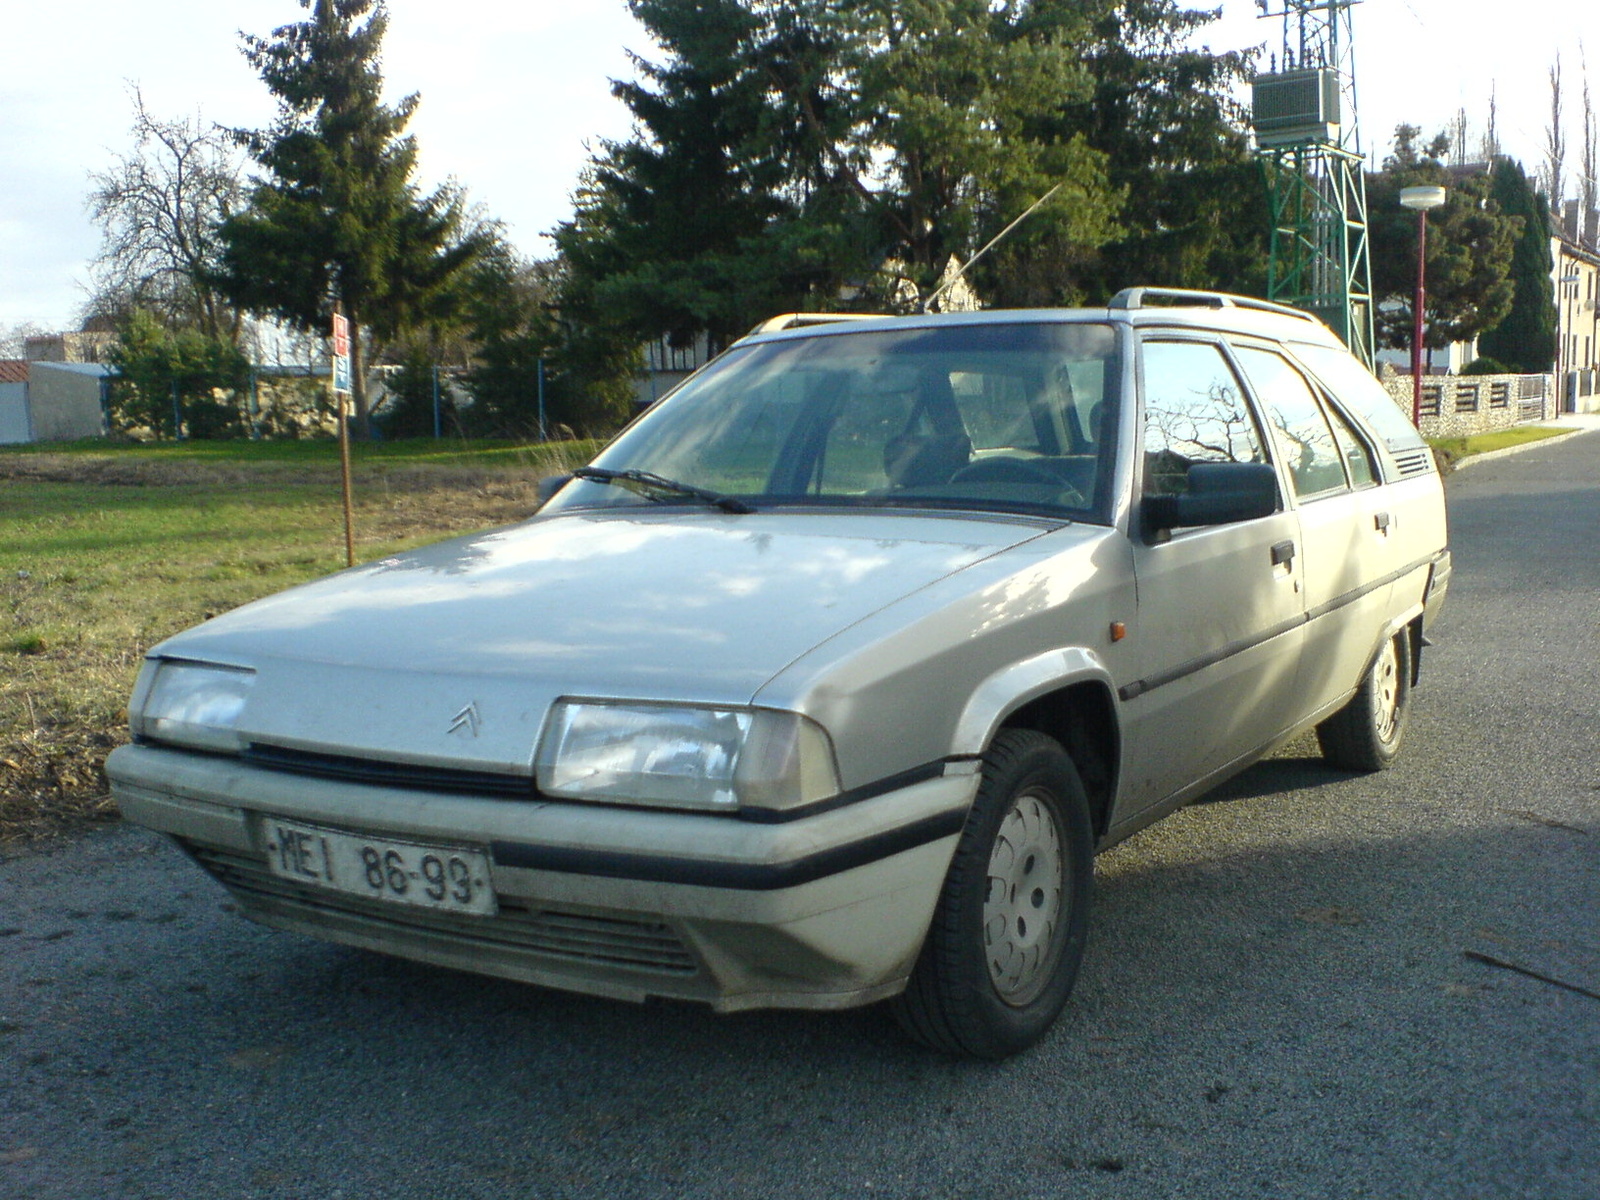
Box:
(535, 701), (840, 813)
(132, 659), (254, 753)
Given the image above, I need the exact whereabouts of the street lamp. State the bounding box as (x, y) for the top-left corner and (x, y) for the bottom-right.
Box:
(1399, 185), (1447, 427)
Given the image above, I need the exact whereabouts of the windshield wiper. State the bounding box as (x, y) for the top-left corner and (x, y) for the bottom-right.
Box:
(572, 467), (754, 514)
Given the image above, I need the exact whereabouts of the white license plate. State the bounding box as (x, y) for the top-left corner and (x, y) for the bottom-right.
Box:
(261, 819), (497, 916)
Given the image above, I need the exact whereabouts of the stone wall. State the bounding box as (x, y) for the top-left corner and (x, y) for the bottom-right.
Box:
(1380, 374), (1552, 438)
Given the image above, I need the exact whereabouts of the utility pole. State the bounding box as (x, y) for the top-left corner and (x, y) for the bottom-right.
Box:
(1251, 0), (1375, 370)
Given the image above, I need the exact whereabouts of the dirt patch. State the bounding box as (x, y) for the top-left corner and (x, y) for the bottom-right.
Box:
(0, 728), (119, 843)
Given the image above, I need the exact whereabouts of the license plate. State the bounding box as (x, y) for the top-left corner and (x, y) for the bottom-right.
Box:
(261, 819), (497, 916)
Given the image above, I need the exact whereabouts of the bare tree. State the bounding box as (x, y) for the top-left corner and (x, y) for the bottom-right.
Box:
(1545, 55), (1566, 205)
(0, 322), (48, 358)
(1450, 107), (1469, 165)
(87, 86), (246, 341)
(1582, 50), (1597, 217)
(1480, 84), (1501, 163)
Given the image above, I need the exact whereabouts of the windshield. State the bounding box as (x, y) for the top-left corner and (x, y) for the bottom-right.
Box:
(552, 321), (1122, 523)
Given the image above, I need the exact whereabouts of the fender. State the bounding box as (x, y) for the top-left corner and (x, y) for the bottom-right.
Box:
(1377, 601), (1426, 686)
(950, 646), (1117, 758)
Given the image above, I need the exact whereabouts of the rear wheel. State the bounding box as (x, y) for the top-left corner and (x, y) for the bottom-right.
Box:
(891, 729), (1093, 1059)
(1317, 629), (1412, 771)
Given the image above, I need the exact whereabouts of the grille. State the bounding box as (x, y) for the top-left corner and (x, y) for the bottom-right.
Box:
(1392, 449), (1434, 477)
(183, 841), (699, 976)
(242, 743), (536, 799)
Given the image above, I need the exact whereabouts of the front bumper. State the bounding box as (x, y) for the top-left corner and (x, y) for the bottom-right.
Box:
(107, 744), (975, 1012)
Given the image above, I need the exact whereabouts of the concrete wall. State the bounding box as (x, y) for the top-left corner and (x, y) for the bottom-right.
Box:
(27, 363), (108, 441)
(23, 331), (115, 364)
(1381, 374), (1553, 438)
(0, 381), (29, 443)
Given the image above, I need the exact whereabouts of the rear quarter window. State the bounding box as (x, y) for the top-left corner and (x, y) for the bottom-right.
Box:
(1288, 342), (1429, 460)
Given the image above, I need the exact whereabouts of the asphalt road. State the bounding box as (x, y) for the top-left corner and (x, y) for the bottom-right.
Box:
(4, 432), (1598, 1200)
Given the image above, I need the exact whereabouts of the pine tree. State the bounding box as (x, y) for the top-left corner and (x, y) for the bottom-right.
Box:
(461, 244), (635, 440)
(1367, 126), (1518, 350)
(108, 309), (251, 439)
(556, 0), (798, 352)
(1011, 0), (1267, 304)
(844, 0), (1116, 297)
(558, 0), (1260, 347)
(558, 0), (1128, 345)
(215, 0), (482, 436)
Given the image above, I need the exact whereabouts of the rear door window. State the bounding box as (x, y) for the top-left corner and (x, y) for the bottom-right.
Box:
(1233, 346), (1348, 502)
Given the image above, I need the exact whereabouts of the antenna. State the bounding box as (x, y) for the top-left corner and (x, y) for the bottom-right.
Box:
(922, 184), (1063, 313)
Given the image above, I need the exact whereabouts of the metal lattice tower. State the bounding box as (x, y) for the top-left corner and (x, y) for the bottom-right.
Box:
(1251, 0), (1375, 369)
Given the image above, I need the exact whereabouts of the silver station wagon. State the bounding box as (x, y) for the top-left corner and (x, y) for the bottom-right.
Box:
(109, 289), (1451, 1058)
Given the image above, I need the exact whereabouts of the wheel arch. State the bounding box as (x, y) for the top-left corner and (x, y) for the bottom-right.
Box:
(951, 649), (1121, 838)
(1365, 602), (1426, 689)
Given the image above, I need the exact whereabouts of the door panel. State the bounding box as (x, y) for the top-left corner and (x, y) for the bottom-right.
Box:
(1234, 345), (1393, 716)
(1121, 339), (1307, 812)
(1124, 512), (1307, 807)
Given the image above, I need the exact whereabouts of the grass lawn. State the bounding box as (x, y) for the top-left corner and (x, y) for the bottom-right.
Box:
(0, 437), (594, 842)
(1427, 424), (1572, 470)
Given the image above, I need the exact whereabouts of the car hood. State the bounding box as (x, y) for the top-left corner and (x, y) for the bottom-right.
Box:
(150, 509), (1052, 774)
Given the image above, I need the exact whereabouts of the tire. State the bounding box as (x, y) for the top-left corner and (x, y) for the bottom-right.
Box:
(891, 729), (1094, 1059)
(1317, 628), (1412, 771)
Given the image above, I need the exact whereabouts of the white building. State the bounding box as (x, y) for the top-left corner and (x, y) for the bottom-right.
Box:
(1552, 202), (1600, 413)
(0, 360), (113, 444)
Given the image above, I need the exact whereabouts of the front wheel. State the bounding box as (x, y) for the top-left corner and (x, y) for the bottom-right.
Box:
(1317, 628), (1412, 771)
(891, 729), (1094, 1059)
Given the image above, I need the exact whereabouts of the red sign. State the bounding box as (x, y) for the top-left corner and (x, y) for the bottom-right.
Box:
(331, 313), (350, 359)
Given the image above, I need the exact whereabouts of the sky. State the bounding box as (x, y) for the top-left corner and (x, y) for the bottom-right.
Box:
(0, 0), (1591, 335)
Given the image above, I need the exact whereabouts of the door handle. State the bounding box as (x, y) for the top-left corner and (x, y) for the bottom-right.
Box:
(1270, 539), (1296, 566)
(1374, 511), (1392, 533)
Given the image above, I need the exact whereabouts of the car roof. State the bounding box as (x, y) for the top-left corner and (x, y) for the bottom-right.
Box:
(738, 289), (1347, 353)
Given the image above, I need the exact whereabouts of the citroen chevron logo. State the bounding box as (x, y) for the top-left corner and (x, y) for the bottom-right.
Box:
(448, 702), (482, 738)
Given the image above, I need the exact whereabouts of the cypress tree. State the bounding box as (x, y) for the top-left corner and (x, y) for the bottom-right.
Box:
(1478, 157), (1558, 373)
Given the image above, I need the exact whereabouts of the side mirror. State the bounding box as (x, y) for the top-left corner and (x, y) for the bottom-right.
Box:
(536, 473), (572, 505)
(1143, 461), (1278, 536)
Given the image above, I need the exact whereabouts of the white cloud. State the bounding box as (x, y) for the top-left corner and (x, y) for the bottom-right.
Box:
(0, 0), (644, 331)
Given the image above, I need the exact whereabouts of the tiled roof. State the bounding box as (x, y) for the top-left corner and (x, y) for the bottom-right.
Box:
(0, 360), (28, 384)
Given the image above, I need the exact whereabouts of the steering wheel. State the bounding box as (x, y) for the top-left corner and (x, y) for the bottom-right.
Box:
(950, 457), (1085, 506)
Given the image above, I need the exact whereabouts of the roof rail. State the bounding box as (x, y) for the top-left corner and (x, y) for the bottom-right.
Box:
(746, 312), (891, 336)
(1107, 287), (1320, 323)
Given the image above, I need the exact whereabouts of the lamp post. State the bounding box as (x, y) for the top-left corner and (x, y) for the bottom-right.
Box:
(1399, 185), (1447, 427)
